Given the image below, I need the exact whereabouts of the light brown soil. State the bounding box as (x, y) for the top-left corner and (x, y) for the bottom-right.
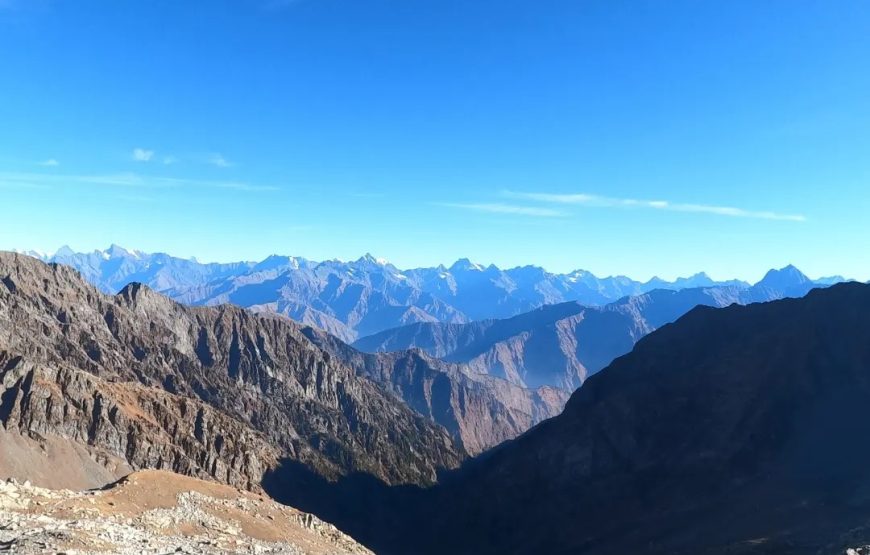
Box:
(0, 469), (373, 555)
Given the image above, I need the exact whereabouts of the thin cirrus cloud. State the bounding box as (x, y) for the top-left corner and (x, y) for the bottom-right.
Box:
(438, 202), (565, 217)
(130, 149), (232, 167)
(0, 171), (278, 192)
(132, 148), (155, 162)
(38, 159), (59, 167)
(503, 191), (807, 222)
(207, 153), (232, 168)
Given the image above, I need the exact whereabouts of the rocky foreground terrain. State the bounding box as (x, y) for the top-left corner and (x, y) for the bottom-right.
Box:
(0, 470), (371, 554)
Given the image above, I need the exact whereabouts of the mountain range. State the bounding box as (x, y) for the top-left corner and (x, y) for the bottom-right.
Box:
(354, 266), (836, 390)
(0, 249), (566, 491)
(14, 246), (848, 416)
(18, 245), (842, 343)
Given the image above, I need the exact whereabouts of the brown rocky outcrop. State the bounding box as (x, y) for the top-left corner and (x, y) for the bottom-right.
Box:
(0, 353), (278, 490)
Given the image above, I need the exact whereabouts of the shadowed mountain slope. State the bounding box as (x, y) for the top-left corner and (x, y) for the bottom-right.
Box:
(397, 282), (870, 554)
(278, 282), (870, 554)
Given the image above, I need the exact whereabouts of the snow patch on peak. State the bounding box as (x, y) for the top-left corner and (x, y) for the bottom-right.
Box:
(357, 253), (390, 266)
(450, 258), (484, 272)
(565, 269), (591, 283)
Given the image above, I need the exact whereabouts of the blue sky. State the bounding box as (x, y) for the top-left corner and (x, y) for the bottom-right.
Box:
(1, 0), (869, 281)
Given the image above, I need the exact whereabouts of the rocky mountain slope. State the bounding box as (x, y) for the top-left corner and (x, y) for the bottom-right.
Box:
(1, 250), (566, 478)
(303, 327), (568, 454)
(0, 470), (371, 554)
(346, 281), (870, 554)
(28, 245), (813, 342)
(0, 252), (464, 492)
(354, 266), (827, 390)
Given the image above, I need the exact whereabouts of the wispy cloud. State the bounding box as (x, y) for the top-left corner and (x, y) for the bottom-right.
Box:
(503, 191), (806, 222)
(132, 148), (155, 162)
(162, 156), (178, 165)
(39, 159), (59, 167)
(0, 179), (47, 190)
(207, 153), (232, 168)
(438, 202), (565, 217)
(0, 171), (278, 192)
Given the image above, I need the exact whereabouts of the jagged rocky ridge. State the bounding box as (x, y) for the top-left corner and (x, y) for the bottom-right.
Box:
(0, 252), (464, 491)
(324, 282), (870, 554)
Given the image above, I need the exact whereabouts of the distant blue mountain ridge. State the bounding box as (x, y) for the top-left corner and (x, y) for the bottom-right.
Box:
(352, 272), (840, 390)
(10, 245), (849, 343)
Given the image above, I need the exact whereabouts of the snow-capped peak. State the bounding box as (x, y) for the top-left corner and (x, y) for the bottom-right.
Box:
(450, 258), (484, 272)
(565, 269), (591, 283)
(356, 253), (390, 266)
(102, 244), (146, 260)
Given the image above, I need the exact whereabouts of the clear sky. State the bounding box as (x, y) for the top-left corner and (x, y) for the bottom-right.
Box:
(1, 0), (869, 281)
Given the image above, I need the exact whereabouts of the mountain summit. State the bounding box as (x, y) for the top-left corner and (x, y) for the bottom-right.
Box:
(757, 264), (812, 293)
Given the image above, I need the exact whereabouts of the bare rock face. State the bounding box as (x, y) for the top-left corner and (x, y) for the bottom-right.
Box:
(0, 252), (464, 493)
(0, 353), (278, 491)
(303, 328), (569, 454)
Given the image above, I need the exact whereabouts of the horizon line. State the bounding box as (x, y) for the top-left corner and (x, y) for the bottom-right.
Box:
(2, 244), (851, 286)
